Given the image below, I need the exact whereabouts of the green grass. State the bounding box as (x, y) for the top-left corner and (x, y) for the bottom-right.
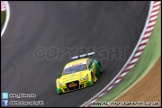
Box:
(1, 11), (6, 30)
(90, 8), (161, 106)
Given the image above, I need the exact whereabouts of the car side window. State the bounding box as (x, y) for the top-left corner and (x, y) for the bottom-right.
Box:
(87, 58), (93, 68)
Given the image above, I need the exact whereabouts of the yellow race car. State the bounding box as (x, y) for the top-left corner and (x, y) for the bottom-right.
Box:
(56, 52), (103, 94)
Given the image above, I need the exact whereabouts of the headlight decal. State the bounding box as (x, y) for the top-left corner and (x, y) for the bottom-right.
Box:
(58, 81), (63, 87)
(81, 74), (89, 81)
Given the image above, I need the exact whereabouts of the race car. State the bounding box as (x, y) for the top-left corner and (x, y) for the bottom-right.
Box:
(56, 52), (103, 94)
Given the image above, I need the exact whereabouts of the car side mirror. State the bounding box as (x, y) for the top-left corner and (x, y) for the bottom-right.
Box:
(58, 73), (62, 77)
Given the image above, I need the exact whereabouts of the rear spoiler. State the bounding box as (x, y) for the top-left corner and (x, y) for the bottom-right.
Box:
(71, 52), (95, 60)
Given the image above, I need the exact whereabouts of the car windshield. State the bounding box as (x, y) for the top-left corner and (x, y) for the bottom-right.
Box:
(63, 64), (87, 75)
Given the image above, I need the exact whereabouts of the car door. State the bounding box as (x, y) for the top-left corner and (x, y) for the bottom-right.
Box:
(88, 58), (97, 75)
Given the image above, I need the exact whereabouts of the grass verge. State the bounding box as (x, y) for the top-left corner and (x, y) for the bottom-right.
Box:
(1, 11), (6, 30)
(92, 8), (161, 106)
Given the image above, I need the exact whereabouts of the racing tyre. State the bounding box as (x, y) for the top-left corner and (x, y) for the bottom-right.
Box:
(99, 63), (103, 74)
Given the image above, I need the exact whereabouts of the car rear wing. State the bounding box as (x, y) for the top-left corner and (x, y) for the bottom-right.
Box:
(71, 52), (95, 60)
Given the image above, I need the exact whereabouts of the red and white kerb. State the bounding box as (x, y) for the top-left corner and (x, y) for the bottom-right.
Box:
(81, 1), (161, 107)
(1, 1), (6, 11)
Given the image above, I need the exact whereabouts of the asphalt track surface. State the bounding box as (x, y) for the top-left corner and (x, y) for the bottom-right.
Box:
(1, 1), (149, 107)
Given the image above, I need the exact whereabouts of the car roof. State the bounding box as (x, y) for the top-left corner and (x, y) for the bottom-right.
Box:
(65, 58), (89, 68)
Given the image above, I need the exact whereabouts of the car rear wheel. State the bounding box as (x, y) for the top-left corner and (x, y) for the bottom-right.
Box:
(99, 63), (103, 74)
